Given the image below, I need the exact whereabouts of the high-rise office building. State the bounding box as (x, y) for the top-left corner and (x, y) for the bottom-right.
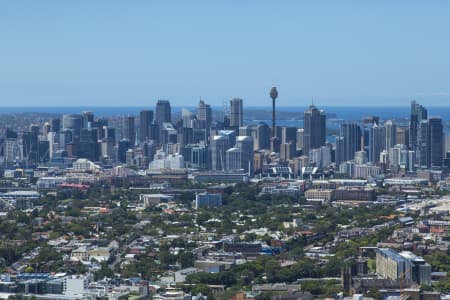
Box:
(409, 101), (427, 151)
(22, 125), (39, 165)
(235, 136), (254, 175)
(150, 122), (160, 143)
(361, 116), (379, 156)
(42, 122), (51, 137)
(122, 116), (136, 143)
(239, 126), (252, 137)
(339, 122), (362, 162)
(296, 128), (304, 152)
(418, 120), (429, 168)
(211, 135), (230, 171)
(118, 139), (131, 163)
(309, 146), (331, 168)
(230, 98), (244, 127)
(281, 127), (297, 145)
(303, 105), (326, 155)
(218, 130), (236, 148)
(181, 108), (195, 128)
(101, 126), (116, 145)
(62, 114), (83, 141)
(94, 117), (108, 129)
(210, 131), (236, 161)
(388, 144), (408, 169)
(280, 142), (296, 162)
(445, 134), (450, 154)
(396, 126), (409, 146)
(5, 138), (20, 164)
(82, 111), (94, 129)
(369, 124), (386, 164)
(50, 118), (61, 133)
(384, 120), (396, 151)
(139, 110), (153, 143)
(335, 136), (345, 166)
(197, 100), (212, 129)
(252, 123), (270, 150)
(191, 142), (209, 170)
(38, 140), (50, 163)
(225, 136), (254, 175)
(429, 117), (443, 168)
(156, 100), (172, 125)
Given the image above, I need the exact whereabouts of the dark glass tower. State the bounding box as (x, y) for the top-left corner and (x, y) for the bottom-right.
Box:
(429, 117), (443, 168)
(155, 100), (172, 125)
(303, 105), (326, 155)
(339, 122), (362, 162)
(409, 101), (427, 151)
(122, 116), (135, 143)
(139, 110), (153, 143)
(230, 98), (243, 128)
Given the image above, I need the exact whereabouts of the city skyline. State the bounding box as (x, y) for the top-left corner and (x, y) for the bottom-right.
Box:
(1, 1), (450, 107)
(1, 2), (450, 297)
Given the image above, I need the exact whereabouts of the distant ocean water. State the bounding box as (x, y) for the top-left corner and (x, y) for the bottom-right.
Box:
(0, 106), (449, 121)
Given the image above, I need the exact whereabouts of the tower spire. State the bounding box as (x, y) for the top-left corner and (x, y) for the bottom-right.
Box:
(270, 86), (278, 138)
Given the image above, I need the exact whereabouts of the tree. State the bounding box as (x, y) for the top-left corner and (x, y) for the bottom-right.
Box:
(95, 262), (114, 280)
(159, 246), (176, 268)
(367, 287), (382, 300)
(187, 284), (213, 299)
(178, 251), (195, 268)
(24, 266), (34, 273)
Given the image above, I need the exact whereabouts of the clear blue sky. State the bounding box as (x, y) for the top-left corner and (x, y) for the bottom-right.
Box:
(1, 1), (449, 107)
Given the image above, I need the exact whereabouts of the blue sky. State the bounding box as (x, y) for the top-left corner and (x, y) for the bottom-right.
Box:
(0, 1), (449, 107)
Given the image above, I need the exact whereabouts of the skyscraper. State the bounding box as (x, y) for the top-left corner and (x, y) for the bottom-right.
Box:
(118, 139), (131, 163)
(369, 124), (386, 164)
(361, 117), (379, 158)
(280, 142), (296, 162)
(335, 136), (345, 165)
(50, 118), (61, 133)
(42, 122), (51, 137)
(211, 135), (229, 171)
(82, 111), (94, 129)
(429, 117), (443, 168)
(139, 110), (153, 143)
(197, 100), (212, 129)
(384, 120), (397, 151)
(252, 123), (270, 150)
(62, 114), (83, 141)
(230, 98), (243, 127)
(303, 105), (326, 155)
(22, 125), (39, 165)
(122, 116), (135, 143)
(181, 108), (195, 128)
(225, 136), (254, 175)
(235, 136), (254, 175)
(281, 127), (297, 145)
(409, 101), (427, 151)
(339, 122), (362, 162)
(296, 128), (304, 152)
(418, 120), (429, 168)
(156, 100), (172, 125)
(396, 126), (409, 146)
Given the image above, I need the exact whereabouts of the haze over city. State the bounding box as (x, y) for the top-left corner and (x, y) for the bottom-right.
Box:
(1, 1), (450, 107)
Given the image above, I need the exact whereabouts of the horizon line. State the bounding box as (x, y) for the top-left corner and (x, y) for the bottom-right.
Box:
(0, 104), (449, 108)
